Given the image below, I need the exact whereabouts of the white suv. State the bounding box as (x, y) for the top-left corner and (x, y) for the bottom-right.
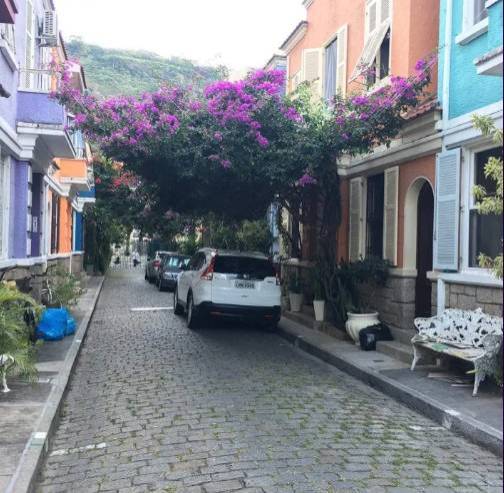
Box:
(174, 249), (281, 329)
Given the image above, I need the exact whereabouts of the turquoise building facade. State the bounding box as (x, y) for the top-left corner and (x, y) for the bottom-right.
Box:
(433, 0), (502, 314)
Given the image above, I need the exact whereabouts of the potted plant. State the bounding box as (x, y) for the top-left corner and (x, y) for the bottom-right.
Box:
(287, 273), (303, 312)
(318, 256), (389, 344)
(344, 257), (390, 344)
(312, 265), (325, 322)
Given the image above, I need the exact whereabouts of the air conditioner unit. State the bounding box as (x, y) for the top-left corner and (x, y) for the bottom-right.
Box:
(42, 10), (58, 45)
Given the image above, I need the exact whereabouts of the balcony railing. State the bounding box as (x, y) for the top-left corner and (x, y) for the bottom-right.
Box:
(18, 68), (54, 92)
(0, 23), (15, 53)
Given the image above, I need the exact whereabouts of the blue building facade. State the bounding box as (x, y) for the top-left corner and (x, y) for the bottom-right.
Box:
(434, 0), (502, 314)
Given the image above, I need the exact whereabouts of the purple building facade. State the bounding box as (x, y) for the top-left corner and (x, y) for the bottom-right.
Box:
(0, 0), (92, 295)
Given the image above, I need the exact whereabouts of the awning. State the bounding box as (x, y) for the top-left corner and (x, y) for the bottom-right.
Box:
(350, 21), (390, 81)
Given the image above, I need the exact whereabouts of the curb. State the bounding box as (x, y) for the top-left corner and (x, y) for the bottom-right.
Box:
(6, 277), (105, 493)
(277, 317), (503, 457)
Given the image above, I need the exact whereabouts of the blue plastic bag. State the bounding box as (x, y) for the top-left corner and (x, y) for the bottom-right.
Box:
(36, 308), (67, 341)
(66, 314), (77, 336)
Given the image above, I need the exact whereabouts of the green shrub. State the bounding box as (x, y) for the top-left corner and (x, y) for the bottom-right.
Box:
(0, 283), (43, 389)
(46, 268), (83, 308)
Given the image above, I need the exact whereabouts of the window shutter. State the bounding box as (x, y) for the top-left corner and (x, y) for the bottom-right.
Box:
(349, 177), (364, 261)
(381, 0), (391, 23)
(336, 25), (348, 96)
(383, 166), (398, 265)
(434, 149), (461, 271)
(302, 49), (324, 96)
(367, 0), (378, 37)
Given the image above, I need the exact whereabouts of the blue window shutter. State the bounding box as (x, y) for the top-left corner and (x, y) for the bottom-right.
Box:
(434, 148), (461, 271)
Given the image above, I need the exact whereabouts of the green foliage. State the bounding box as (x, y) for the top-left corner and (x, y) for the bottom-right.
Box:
(46, 268), (83, 308)
(177, 232), (202, 257)
(202, 217), (272, 255)
(0, 283), (43, 386)
(287, 273), (303, 294)
(67, 38), (223, 97)
(311, 263), (325, 300)
(318, 256), (390, 325)
(472, 115), (503, 278)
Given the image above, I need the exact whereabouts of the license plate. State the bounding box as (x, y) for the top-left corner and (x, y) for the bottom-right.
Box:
(235, 280), (255, 289)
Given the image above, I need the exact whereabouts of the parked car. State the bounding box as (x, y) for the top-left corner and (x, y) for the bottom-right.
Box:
(145, 251), (174, 283)
(174, 248), (281, 329)
(157, 254), (190, 292)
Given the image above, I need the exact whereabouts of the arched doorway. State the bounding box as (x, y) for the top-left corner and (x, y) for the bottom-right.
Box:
(415, 182), (434, 317)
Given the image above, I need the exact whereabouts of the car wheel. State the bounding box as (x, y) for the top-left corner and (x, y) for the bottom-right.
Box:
(174, 288), (184, 315)
(187, 294), (200, 329)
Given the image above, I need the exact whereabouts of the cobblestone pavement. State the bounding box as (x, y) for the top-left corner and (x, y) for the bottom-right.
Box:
(36, 269), (503, 493)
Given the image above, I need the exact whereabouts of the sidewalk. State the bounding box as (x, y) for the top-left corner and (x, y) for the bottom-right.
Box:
(0, 276), (104, 493)
(278, 312), (503, 456)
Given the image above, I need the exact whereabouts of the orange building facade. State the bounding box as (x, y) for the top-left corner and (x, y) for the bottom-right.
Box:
(281, 0), (442, 335)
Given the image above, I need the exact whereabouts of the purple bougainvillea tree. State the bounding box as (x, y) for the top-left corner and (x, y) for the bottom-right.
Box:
(55, 57), (434, 257)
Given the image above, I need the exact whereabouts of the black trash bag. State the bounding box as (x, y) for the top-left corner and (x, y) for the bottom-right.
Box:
(359, 323), (393, 351)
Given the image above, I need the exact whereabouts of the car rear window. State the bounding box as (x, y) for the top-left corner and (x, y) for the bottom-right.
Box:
(165, 256), (189, 269)
(214, 256), (275, 280)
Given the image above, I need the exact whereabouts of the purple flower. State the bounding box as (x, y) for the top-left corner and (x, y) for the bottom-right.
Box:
(297, 173), (317, 187)
(415, 59), (427, 72)
(256, 134), (269, 148)
(214, 131), (223, 142)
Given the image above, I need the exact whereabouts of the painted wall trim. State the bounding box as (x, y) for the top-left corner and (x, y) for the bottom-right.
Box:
(441, 0), (453, 146)
(340, 134), (442, 177)
(438, 272), (503, 288)
(455, 17), (489, 45)
(0, 256), (47, 270)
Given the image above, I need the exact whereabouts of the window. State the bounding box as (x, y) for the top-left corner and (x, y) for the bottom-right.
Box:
(469, 148), (503, 268)
(473, 0), (488, 25)
(0, 151), (10, 260)
(350, 0), (391, 83)
(213, 256), (276, 280)
(324, 38), (338, 101)
(365, 173), (385, 258)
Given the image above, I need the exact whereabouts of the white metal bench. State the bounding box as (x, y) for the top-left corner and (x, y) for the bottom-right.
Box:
(411, 308), (503, 396)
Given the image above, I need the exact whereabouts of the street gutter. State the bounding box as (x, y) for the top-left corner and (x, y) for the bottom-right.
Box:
(277, 316), (503, 457)
(6, 277), (105, 493)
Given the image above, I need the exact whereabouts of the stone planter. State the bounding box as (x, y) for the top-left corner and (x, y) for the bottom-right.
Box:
(313, 300), (325, 322)
(289, 292), (303, 312)
(345, 312), (380, 345)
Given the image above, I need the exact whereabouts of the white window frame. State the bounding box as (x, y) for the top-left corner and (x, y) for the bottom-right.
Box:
(460, 144), (502, 276)
(0, 151), (11, 260)
(456, 0), (489, 45)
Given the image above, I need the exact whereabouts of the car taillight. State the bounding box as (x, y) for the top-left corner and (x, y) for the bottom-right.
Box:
(201, 256), (216, 281)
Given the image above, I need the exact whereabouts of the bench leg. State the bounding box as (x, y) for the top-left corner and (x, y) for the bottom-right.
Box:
(411, 345), (421, 371)
(473, 370), (485, 397)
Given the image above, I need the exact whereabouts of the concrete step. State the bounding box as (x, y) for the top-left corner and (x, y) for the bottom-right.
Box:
(376, 340), (415, 365)
(388, 326), (416, 346)
(283, 310), (351, 342)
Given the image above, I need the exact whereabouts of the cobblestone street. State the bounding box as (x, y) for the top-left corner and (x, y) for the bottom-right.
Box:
(36, 269), (503, 493)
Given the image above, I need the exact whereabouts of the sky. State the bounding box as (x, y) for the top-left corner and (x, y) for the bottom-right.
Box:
(54, 0), (305, 72)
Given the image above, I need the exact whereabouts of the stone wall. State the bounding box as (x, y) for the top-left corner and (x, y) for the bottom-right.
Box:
(0, 263), (47, 301)
(445, 282), (502, 316)
(71, 253), (84, 275)
(358, 274), (417, 333)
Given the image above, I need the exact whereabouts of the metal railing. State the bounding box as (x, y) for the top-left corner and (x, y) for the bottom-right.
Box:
(18, 68), (53, 92)
(0, 24), (15, 53)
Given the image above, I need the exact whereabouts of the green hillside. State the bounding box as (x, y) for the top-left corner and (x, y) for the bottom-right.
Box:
(66, 38), (225, 97)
